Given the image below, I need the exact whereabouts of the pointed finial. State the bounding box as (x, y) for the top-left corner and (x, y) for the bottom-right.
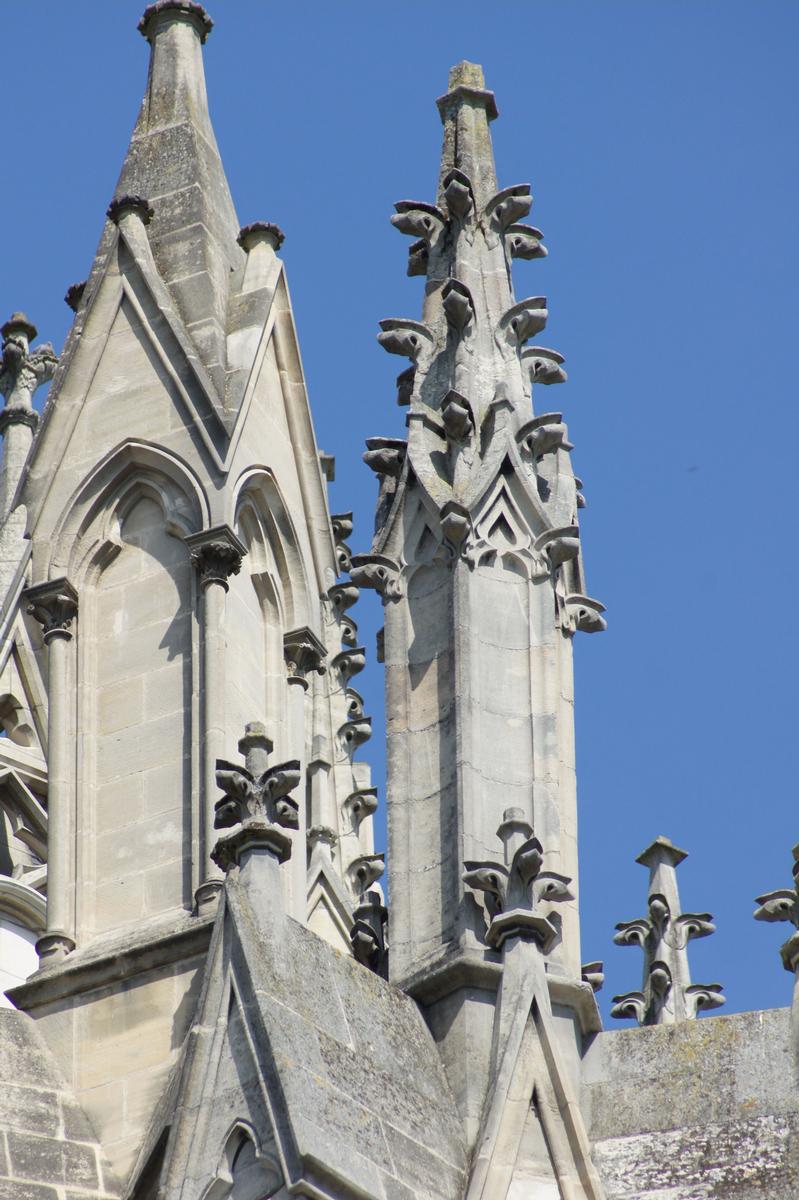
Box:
(612, 836), (723, 1025)
(437, 61), (498, 121)
(138, 1), (213, 43)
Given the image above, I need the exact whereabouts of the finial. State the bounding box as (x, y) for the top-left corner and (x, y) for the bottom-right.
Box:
(437, 61), (498, 121)
(612, 836), (723, 1025)
(237, 221), (285, 253)
(211, 725), (300, 870)
(138, 1), (213, 43)
(1, 313), (37, 344)
(107, 194), (154, 226)
(463, 814), (573, 952)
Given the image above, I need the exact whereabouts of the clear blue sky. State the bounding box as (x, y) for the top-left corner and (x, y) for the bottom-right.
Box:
(5, 2), (797, 1022)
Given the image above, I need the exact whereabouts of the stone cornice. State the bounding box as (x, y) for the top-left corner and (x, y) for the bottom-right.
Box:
(8, 908), (215, 1011)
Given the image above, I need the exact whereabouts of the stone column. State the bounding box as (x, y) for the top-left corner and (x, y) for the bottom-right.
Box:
(186, 526), (246, 912)
(283, 627), (326, 921)
(0, 313), (57, 521)
(24, 578), (78, 963)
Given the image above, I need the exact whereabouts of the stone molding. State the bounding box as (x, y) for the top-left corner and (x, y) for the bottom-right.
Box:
(0, 404), (39, 435)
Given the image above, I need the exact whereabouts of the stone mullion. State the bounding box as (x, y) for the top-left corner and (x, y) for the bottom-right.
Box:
(24, 578), (79, 963)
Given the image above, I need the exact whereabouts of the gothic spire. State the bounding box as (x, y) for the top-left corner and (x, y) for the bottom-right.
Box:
(112, 1), (243, 397)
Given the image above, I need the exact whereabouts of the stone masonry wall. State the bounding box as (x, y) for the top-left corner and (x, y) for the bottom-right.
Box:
(582, 1007), (799, 1199)
(0, 1009), (117, 1200)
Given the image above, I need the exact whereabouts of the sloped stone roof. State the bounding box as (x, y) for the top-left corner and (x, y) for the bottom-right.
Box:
(0, 1009), (118, 1200)
(154, 867), (468, 1200)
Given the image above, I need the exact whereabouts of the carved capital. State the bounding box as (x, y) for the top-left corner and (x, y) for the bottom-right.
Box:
(25, 578), (78, 643)
(237, 221), (285, 252)
(283, 626), (326, 683)
(185, 525), (247, 591)
(107, 194), (154, 226)
(349, 554), (403, 601)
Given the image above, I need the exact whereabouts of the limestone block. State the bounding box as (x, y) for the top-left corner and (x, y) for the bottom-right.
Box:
(5, 1133), (99, 1191)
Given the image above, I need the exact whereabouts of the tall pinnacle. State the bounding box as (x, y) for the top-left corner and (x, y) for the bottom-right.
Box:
(436, 62), (499, 209)
(112, 2), (243, 396)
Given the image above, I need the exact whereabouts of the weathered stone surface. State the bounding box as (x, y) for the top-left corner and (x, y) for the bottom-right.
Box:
(0, 1011), (116, 1199)
(584, 1008), (798, 1197)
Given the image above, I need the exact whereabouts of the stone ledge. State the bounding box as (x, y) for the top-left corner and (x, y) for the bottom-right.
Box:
(7, 909), (214, 1011)
(398, 946), (602, 1035)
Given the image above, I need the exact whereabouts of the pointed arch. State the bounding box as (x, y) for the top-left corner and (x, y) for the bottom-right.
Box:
(48, 440), (209, 582)
(231, 468), (311, 632)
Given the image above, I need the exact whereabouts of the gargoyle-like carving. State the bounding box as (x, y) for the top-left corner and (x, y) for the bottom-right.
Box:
(343, 787), (379, 832)
(391, 200), (446, 247)
(345, 688), (365, 719)
(331, 512), (353, 542)
(339, 713), (372, 753)
(754, 842), (799, 974)
(442, 168), (474, 219)
(612, 836), (724, 1025)
(363, 437), (407, 478)
(331, 513), (353, 573)
(499, 297), (548, 348)
(340, 614), (358, 647)
(522, 346), (567, 385)
(212, 722), (300, 869)
(396, 366), (415, 406)
(346, 853), (385, 897)
(574, 476), (587, 509)
(328, 581), (360, 614)
(507, 224), (547, 260)
(283, 627), (326, 682)
(377, 318), (435, 365)
(538, 526), (581, 571)
(349, 554), (403, 601)
(25, 578), (78, 643)
(333, 647), (366, 683)
(517, 414), (572, 460)
(407, 239), (428, 277)
(442, 278), (474, 331)
(561, 594), (607, 635)
(463, 807), (573, 952)
(484, 184), (532, 232)
(350, 889), (388, 976)
(440, 390), (474, 442)
(0, 314), (58, 410)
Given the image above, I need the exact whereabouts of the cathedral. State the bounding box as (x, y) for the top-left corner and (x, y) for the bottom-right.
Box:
(0, 4), (796, 1198)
